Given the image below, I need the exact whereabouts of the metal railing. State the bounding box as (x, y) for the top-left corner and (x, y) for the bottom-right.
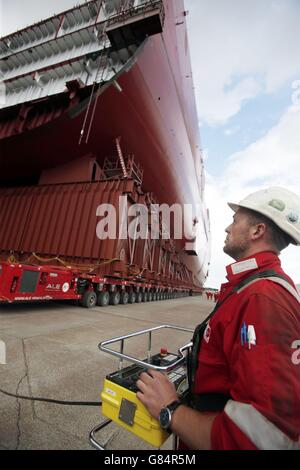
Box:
(99, 324), (193, 372)
(89, 325), (193, 450)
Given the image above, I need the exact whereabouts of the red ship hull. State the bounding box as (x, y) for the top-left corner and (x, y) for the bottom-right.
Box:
(0, 0), (210, 287)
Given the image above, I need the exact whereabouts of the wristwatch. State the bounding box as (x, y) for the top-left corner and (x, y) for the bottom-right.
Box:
(159, 400), (181, 431)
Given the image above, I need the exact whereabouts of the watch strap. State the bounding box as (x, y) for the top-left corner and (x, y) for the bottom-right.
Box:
(167, 400), (181, 412)
(162, 400), (181, 431)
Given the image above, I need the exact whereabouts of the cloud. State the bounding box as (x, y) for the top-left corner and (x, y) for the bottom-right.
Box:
(205, 106), (300, 287)
(222, 106), (300, 193)
(186, 0), (300, 125)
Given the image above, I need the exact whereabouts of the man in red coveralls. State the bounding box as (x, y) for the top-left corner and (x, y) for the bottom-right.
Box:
(137, 187), (300, 450)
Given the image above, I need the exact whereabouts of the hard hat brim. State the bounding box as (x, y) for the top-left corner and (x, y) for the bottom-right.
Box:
(228, 202), (240, 212)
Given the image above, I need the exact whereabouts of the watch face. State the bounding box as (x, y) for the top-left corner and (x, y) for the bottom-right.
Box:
(159, 407), (171, 429)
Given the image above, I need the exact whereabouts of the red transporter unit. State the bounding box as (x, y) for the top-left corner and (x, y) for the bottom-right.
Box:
(0, 263), (81, 303)
(0, 260), (196, 308)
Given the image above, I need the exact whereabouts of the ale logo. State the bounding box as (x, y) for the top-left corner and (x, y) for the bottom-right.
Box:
(291, 340), (300, 365)
(62, 283), (70, 293)
(0, 340), (6, 365)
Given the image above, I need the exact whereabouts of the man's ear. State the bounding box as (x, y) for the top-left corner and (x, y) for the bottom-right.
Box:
(251, 223), (266, 240)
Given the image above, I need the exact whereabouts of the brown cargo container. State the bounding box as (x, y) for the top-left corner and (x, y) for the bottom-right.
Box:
(0, 179), (196, 286)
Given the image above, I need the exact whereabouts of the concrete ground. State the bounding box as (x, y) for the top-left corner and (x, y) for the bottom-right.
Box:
(0, 295), (213, 450)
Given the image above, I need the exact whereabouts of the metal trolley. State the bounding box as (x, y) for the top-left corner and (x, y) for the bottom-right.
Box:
(89, 325), (193, 450)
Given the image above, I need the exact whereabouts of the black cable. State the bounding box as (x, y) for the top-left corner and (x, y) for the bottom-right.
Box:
(0, 388), (102, 407)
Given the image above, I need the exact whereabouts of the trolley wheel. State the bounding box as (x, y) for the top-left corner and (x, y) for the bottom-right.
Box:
(120, 291), (129, 305)
(128, 292), (136, 304)
(97, 291), (110, 307)
(136, 292), (143, 303)
(110, 291), (121, 306)
(81, 291), (97, 309)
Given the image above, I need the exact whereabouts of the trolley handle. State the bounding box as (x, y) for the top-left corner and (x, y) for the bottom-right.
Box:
(98, 324), (194, 373)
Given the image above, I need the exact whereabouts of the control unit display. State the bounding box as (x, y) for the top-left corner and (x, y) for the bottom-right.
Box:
(106, 351), (188, 395)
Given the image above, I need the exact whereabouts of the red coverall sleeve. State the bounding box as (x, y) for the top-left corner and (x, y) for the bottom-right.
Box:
(211, 292), (300, 450)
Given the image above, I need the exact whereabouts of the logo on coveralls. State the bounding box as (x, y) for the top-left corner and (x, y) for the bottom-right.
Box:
(241, 323), (256, 350)
(203, 322), (211, 343)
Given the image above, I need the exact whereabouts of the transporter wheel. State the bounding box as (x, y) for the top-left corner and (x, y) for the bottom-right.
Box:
(142, 292), (148, 302)
(81, 291), (97, 309)
(97, 291), (110, 307)
(152, 293), (157, 301)
(148, 292), (153, 302)
(136, 292), (143, 303)
(120, 291), (129, 305)
(110, 291), (120, 306)
(128, 292), (136, 304)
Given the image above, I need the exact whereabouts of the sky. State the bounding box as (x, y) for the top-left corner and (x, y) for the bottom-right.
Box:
(1, 0), (300, 288)
(184, 0), (300, 288)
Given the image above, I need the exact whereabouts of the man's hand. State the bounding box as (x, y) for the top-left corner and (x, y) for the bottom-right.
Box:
(137, 369), (217, 449)
(136, 369), (178, 419)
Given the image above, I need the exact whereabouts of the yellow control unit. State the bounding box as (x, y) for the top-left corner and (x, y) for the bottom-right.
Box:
(101, 378), (169, 447)
(89, 325), (193, 450)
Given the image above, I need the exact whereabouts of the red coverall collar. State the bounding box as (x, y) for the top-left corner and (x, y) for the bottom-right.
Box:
(225, 251), (280, 283)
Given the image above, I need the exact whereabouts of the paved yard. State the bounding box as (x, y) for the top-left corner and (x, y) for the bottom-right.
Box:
(0, 296), (213, 450)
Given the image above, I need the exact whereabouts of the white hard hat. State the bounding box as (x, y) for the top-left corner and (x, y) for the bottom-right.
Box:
(228, 187), (300, 245)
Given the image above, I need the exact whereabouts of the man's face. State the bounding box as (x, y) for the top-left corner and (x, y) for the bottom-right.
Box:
(223, 209), (253, 260)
